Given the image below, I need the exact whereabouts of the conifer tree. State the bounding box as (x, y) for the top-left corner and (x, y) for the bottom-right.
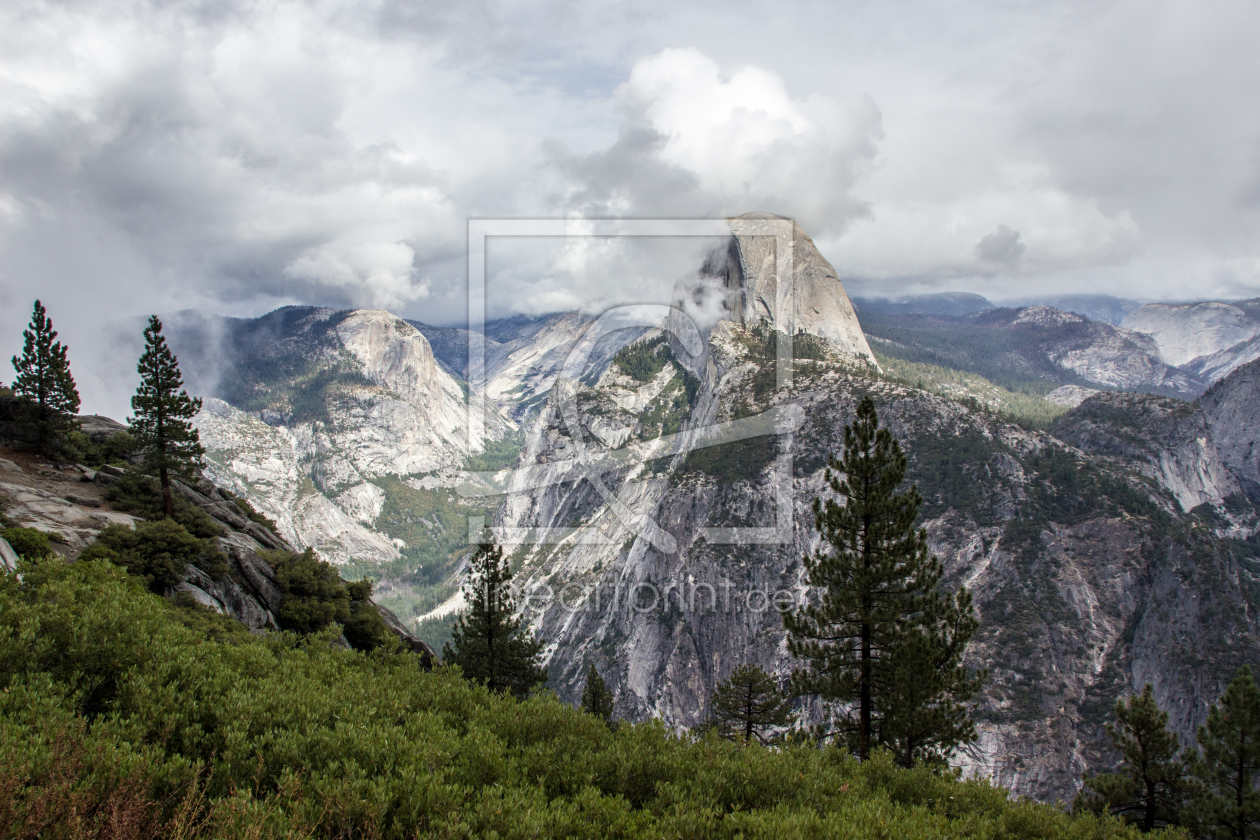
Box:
(10, 299), (80, 450)
(443, 536), (547, 699)
(130, 316), (205, 518)
(1075, 684), (1186, 832)
(581, 662), (616, 727)
(877, 589), (985, 768)
(710, 663), (794, 744)
(1186, 666), (1260, 840)
(784, 396), (981, 761)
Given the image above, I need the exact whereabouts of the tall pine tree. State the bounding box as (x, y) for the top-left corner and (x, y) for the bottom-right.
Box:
(581, 663), (616, 728)
(11, 300), (80, 451)
(709, 663), (794, 745)
(130, 316), (205, 518)
(1186, 666), (1260, 840)
(784, 396), (981, 761)
(876, 588), (985, 768)
(443, 536), (547, 699)
(1075, 684), (1187, 832)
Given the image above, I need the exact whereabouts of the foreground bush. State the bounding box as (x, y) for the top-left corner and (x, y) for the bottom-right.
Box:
(0, 559), (1178, 839)
(80, 518), (228, 592)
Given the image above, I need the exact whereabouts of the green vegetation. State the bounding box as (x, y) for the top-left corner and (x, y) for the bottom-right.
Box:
(9, 299), (80, 454)
(1002, 448), (1171, 564)
(105, 471), (225, 539)
(130, 315), (207, 518)
(0, 526), (56, 560)
(613, 334), (671, 381)
(858, 310), (1081, 392)
(0, 557), (1170, 839)
(465, 437), (524, 472)
(443, 537), (547, 699)
(260, 547), (395, 651)
(681, 436), (777, 482)
(581, 662), (616, 728)
(352, 477), (499, 647)
(874, 349), (1071, 429)
(80, 519), (228, 592)
(1185, 666), (1260, 840)
(63, 427), (138, 467)
(1075, 685), (1187, 832)
(785, 397), (983, 765)
(637, 374), (696, 440)
(708, 663), (793, 744)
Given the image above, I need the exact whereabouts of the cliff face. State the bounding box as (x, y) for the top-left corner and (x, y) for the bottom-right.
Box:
(492, 317), (1260, 802)
(154, 219), (1260, 804)
(1123, 301), (1260, 368)
(1053, 358), (1260, 516)
(174, 307), (511, 568)
(713, 213), (876, 362)
(1122, 299), (1260, 386)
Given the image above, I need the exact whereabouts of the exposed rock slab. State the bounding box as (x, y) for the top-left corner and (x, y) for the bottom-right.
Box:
(1123, 301), (1260, 368)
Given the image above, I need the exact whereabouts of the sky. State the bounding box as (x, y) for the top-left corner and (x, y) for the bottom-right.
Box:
(2, 0), (1260, 414)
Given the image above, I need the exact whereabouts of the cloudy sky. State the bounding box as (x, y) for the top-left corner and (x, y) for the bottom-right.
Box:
(2, 0), (1259, 411)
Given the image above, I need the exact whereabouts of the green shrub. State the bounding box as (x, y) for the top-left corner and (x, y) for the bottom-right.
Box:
(62, 429), (139, 467)
(84, 518), (229, 591)
(261, 549), (396, 652)
(263, 547), (351, 633)
(613, 335), (670, 382)
(105, 471), (224, 538)
(343, 578), (397, 651)
(0, 558), (1173, 839)
(1, 526), (55, 560)
(80, 518), (227, 592)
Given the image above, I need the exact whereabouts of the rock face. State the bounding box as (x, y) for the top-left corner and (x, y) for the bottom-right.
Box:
(689, 213), (876, 363)
(1123, 301), (1260, 368)
(1052, 392), (1239, 513)
(1200, 359), (1260, 498)
(1045, 385), (1101, 408)
(167, 307), (512, 568)
(858, 306), (1205, 398)
(1053, 358), (1260, 514)
(490, 313), (1260, 802)
(414, 312), (650, 421)
(0, 437), (435, 661)
(152, 223), (1260, 803)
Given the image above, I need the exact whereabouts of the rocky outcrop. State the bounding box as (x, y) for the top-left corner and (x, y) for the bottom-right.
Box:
(1051, 392), (1240, 512)
(0, 439), (436, 662)
(1045, 385), (1101, 408)
(1012, 307), (1201, 397)
(857, 306), (1204, 399)
(182, 305), (520, 567)
(482, 289), (1260, 802)
(1123, 301), (1260, 368)
(689, 213), (876, 363)
(1200, 359), (1260, 498)
(1052, 358), (1260, 515)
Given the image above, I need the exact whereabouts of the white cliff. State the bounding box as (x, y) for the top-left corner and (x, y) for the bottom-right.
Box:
(1123, 301), (1260, 369)
(690, 212), (877, 363)
(190, 308), (512, 568)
